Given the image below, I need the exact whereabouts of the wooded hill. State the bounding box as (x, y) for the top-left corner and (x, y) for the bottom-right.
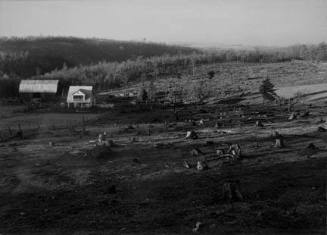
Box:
(0, 36), (197, 78)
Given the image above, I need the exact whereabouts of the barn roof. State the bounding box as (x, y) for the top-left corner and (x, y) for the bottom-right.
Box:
(19, 80), (59, 93)
(67, 86), (93, 102)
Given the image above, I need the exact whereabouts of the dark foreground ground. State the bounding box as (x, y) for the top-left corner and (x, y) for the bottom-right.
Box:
(0, 103), (326, 234)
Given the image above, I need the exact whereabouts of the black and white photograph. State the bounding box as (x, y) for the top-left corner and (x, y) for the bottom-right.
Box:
(0, 0), (326, 234)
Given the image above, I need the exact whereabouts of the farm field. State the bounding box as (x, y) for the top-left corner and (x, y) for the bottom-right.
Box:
(0, 61), (327, 234)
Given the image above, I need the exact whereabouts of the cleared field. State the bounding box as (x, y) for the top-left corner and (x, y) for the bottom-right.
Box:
(276, 83), (327, 99)
(0, 98), (326, 234)
(0, 105), (26, 119)
(101, 61), (327, 104)
(0, 109), (99, 130)
(0, 61), (326, 234)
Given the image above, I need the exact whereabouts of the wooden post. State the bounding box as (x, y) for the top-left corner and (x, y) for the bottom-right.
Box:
(82, 115), (86, 135)
(69, 121), (73, 135)
(8, 127), (12, 137)
(192, 59), (195, 76)
(18, 124), (24, 139)
(288, 98), (292, 112)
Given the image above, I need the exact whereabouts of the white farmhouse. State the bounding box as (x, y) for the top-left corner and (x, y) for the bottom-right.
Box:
(67, 86), (95, 108)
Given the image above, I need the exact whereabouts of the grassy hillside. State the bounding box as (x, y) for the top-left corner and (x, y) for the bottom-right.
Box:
(0, 36), (197, 77)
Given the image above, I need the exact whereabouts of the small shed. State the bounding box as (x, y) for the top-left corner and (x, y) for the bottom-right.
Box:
(67, 86), (94, 108)
(19, 80), (59, 101)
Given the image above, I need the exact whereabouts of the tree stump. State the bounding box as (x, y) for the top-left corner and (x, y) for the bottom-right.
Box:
(222, 183), (232, 201)
(196, 161), (207, 171)
(275, 138), (284, 148)
(256, 120), (264, 127)
(222, 181), (243, 202)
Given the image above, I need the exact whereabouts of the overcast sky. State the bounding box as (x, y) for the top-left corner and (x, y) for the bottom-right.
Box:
(0, 0), (326, 46)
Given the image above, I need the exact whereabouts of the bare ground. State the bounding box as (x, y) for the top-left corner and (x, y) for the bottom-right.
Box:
(0, 101), (326, 234)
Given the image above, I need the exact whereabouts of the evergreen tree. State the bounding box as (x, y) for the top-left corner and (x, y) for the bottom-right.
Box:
(259, 78), (276, 102)
(138, 87), (148, 102)
(207, 70), (215, 79)
(147, 80), (157, 102)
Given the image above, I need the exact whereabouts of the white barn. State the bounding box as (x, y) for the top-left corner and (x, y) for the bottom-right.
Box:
(19, 80), (58, 94)
(19, 80), (59, 101)
(66, 86), (94, 108)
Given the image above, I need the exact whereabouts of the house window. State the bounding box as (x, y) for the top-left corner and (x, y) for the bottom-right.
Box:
(73, 95), (84, 101)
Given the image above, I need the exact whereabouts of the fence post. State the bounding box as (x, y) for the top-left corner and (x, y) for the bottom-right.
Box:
(18, 123), (24, 139)
(82, 115), (86, 135)
(8, 127), (12, 136)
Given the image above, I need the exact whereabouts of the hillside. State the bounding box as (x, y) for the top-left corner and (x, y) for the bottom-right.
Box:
(98, 60), (327, 104)
(36, 42), (327, 89)
(0, 37), (197, 77)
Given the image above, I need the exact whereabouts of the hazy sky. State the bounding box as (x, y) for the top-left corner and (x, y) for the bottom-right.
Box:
(0, 0), (326, 46)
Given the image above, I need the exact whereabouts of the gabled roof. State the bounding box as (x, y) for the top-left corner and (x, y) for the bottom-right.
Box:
(72, 88), (92, 100)
(19, 80), (58, 93)
(67, 86), (93, 102)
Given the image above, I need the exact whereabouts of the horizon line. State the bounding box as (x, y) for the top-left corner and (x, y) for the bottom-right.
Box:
(0, 35), (326, 49)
